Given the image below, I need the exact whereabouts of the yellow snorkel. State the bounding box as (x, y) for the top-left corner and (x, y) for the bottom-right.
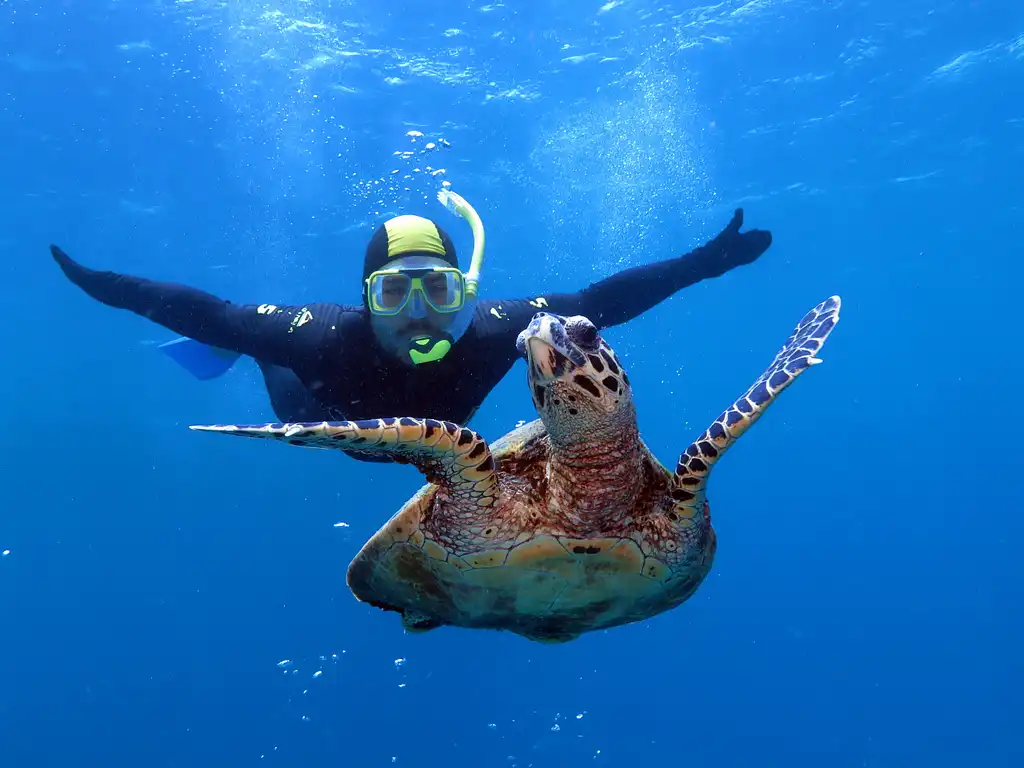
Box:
(437, 188), (485, 300)
(404, 188), (486, 365)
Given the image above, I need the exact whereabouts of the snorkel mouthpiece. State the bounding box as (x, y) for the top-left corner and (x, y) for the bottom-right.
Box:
(408, 334), (453, 365)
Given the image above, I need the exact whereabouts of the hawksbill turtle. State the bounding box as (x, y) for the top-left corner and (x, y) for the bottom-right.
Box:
(192, 296), (840, 643)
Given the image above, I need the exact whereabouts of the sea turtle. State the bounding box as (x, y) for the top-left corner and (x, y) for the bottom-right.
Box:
(192, 295), (841, 643)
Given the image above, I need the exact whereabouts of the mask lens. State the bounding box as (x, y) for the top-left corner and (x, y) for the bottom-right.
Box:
(379, 274), (412, 309)
(422, 271), (461, 311)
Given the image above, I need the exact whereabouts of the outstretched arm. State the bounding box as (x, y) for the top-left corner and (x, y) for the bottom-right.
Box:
(50, 245), (339, 368)
(521, 209), (771, 329)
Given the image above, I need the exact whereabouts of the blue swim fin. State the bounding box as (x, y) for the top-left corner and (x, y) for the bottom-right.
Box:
(158, 337), (242, 380)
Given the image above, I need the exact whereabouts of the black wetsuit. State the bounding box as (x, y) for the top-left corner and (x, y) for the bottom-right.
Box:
(51, 209), (771, 462)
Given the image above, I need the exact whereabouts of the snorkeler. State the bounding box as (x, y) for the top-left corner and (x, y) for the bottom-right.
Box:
(50, 190), (772, 462)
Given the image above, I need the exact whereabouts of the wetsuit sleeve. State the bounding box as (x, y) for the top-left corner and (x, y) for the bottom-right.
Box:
(500, 208), (772, 331)
(50, 245), (339, 367)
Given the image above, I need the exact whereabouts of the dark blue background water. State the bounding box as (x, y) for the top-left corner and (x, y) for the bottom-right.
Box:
(2, 0), (1022, 765)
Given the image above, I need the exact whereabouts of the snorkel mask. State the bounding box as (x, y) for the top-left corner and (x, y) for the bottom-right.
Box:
(364, 189), (486, 365)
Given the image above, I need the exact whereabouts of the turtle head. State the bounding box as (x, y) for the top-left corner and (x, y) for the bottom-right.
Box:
(516, 312), (635, 445)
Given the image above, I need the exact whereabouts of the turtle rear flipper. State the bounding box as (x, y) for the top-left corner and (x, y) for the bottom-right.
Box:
(670, 295), (841, 514)
(190, 418), (498, 506)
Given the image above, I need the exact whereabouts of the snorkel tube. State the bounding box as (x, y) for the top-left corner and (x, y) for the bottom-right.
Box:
(405, 187), (486, 365)
(440, 188), (485, 300)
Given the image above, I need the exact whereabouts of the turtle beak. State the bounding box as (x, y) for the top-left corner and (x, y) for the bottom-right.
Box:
(526, 337), (572, 382)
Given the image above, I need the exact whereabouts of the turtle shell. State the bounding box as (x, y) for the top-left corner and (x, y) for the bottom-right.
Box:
(345, 420), (716, 643)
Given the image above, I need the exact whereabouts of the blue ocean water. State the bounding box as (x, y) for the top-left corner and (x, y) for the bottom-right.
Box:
(1, 0), (1022, 765)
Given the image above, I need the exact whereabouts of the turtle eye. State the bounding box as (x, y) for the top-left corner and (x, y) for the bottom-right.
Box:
(566, 317), (599, 350)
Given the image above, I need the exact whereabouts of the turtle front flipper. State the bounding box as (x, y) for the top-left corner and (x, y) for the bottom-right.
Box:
(190, 418), (498, 506)
(670, 295), (841, 515)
